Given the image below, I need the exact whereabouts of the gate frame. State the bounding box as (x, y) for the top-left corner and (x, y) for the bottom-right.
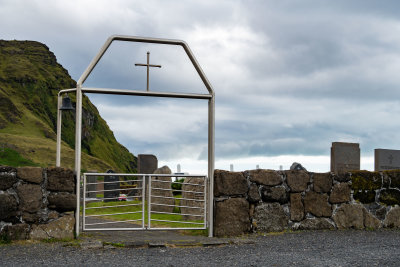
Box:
(56, 35), (215, 237)
(82, 173), (207, 231)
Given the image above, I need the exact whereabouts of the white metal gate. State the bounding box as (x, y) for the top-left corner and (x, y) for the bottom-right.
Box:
(82, 173), (207, 231)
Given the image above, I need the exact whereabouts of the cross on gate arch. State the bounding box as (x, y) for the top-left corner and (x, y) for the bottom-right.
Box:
(56, 35), (215, 238)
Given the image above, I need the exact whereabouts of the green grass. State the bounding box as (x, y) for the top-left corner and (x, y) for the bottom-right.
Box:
(0, 147), (39, 167)
(85, 198), (203, 228)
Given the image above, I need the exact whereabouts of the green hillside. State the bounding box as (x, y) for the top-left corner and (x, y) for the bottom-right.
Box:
(0, 40), (137, 172)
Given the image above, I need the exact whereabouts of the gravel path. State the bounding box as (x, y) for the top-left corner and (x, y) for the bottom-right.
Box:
(1, 230), (400, 266)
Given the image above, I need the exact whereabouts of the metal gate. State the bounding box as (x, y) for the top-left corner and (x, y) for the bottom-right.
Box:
(82, 173), (207, 231)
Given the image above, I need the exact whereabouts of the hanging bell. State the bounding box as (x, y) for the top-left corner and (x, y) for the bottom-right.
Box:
(60, 94), (74, 111)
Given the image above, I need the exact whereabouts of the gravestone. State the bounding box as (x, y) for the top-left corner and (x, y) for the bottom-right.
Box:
(138, 154), (158, 198)
(138, 154), (158, 174)
(104, 169), (119, 202)
(86, 171), (97, 198)
(375, 149), (400, 171)
(331, 142), (360, 174)
(151, 166), (175, 213)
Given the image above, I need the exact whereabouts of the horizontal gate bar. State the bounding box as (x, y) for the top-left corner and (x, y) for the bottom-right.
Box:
(151, 211), (204, 217)
(151, 203), (204, 210)
(85, 203), (143, 210)
(151, 195), (205, 202)
(85, 211), (142, 217)
(150, 219), (204, 225)
(85, 219), (143, 226)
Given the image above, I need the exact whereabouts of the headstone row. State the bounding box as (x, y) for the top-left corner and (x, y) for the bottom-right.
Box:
(331, 142), (400, 173)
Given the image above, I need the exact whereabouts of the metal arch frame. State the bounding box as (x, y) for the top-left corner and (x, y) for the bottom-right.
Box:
(55, 35), (215, 238)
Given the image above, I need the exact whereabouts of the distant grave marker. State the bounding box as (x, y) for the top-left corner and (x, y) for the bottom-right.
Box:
(104, 169), (119, 202)
(375, 148), (400, 171)
(138, 154), (158, 174)
(331, 142), (360, 174)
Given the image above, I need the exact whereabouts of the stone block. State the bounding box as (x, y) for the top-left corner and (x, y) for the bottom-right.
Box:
(21, 212), (41, 223)
(1, 223), (29, 240)
(385, 170), (400, 188)
(253, 202), (288, 232)
(30, 214), (75, 240)
(375, 148), (400, 171)
(0, 193), (18, 221)
(329, 183), (351, 204)
(0, 170), (18, 190)
(333, 172), (351, 182)
(248, 169), (282, 186)
(17, 167), (43, 184)
(351, 171), (382, 191)
(248, 184), (261, 203)
(261, 186), (288, 204)
(353, 190), (376, 204)
(295, 218), (335, 230)
(313, 172), (332, 193)
(286, 170), (310, 192)
(384, 206), (400, 228)
(379, 189), (400, 206)
(290, 193), (304, 222)
(214, 198), (250, 237)
(304, 191), (332, 217)
(16, 183), (42, 213)
(181, 177), (205, 221)
(333, 203), (364, 229)
(151, 166), (175, 213)
(375, 207), (387, 220)
(48, 192), (76, 212)
(363, 209), (381, 229)
(47, 167), (75, 192)
(214, 170), (248, 197)
(331, 142), (360, 174)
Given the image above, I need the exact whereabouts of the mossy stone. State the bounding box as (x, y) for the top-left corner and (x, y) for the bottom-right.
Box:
(384, 170), (400, 188)
(379, 189), (400, 206)
(351, 171), (382, 191)
(353, 190), (376, 204)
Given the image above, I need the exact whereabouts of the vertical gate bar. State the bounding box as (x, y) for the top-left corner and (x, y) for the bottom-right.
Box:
(142, 175), (145, 229)
(82, 173), (86, 231)
(148, 175), (152, 229)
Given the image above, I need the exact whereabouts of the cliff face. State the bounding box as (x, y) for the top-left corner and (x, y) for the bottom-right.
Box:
(0, 40), (136, 172)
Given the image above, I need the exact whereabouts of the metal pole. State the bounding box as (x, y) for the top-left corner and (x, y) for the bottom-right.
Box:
(142, 175), (145, 229)
(208, 95), (215, 237)
(148, 175), (152, 229)
(56, 94), (62, 167)
(75, 85), (83, 237)
(146, 52), (150, 91)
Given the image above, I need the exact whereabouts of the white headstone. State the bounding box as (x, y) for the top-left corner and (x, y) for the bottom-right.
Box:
(256, 164), (260, 169)
(230, 164), (234, 172)
(375, 148), (400, 171)
(177, 164), (181, 173)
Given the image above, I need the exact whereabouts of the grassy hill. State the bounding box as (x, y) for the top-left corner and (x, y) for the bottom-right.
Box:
(0, 40), (137, 172)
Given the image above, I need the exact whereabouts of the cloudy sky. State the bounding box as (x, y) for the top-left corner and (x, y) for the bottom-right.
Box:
(2, 0), (400, 173)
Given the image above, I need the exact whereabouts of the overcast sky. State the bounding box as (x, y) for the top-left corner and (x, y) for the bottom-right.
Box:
(2, 0), (400, 173)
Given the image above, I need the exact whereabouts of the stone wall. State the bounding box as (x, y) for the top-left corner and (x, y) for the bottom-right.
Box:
(0, 166), (76, 241)
(214, 169), (400, 237)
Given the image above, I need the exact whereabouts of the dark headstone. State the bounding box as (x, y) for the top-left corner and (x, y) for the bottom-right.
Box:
(138, 154), (158, 174)
(86, 171), (97, 198)
(331, 142), (360, 174)
(104, 170), (119, 202)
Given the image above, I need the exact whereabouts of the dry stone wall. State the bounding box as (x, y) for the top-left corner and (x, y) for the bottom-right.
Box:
(0, 166), (75, 241)
(214, 169), (400, 237)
